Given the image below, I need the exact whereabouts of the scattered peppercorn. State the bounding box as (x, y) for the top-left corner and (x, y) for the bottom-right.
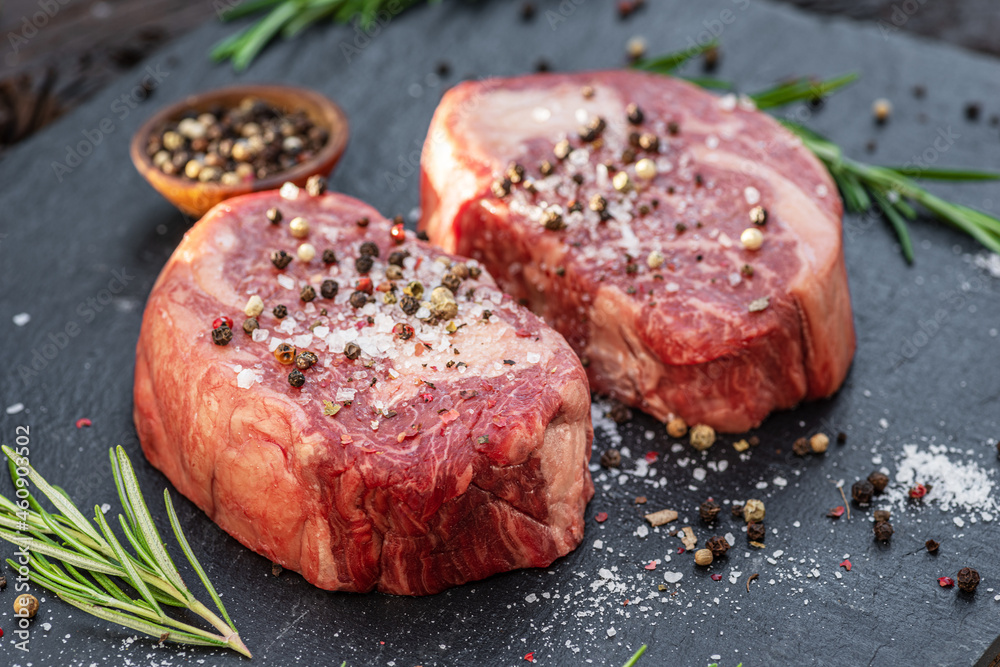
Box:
(399, 295), (420, 315)
(873, 98), (892, 124)
(852, 480), (874, 505)
(266, 207), (282, 224)
(13, 594), (38, 618)
(873, 521), (894, 542)
(321, 279), (339, 299)
(273, 343), (295, 364)
(356, 216), (369, 228)
(792, 437), (811, 456)
(743, 499), (765, 523)
(344, 342), (361, 360)
(273, 304), (288, 319)
(694, 549), (713, 567)
(868, 471), (889, 494)
(749, 206), (768, 226)
(925, 539), (940, 553)
(702, 45), (719, 72)
(271, 250), (292, 269)
(666, 416), (688, 438)
(295, 351), (318, 370)
(638, 132), (659, 152)
(349, 291), (369, 308)
(706, 535), (730, 558)
(746, 521), (765, 542)
(211, 325), (233, 346)
(965, 102), (981, 122)
(242, 317), (259, 335)
(359, 241), (380, 258)
(578, 116), (607, 142)
(873, 509), (891, 523)
(553, 139), (571, 160)
(957, 567), (980, 592)
(300, 285), (316, 302)
(287, 369), (305, 387)
(388, 250), (408, 267)
(441, 273), (462, 292)
(909, 483), (928, 499)
(607, 402), (632, 424)
(600, 448), (622, 468)
(393, 322), (415, 340)
(626, 103), (644, 125)
(699, 500), (721, 523)
(542, 209), (565, 231)
(355, 255), (374, 274)
(306, 174), (326, 196)
(689, 424), (716, 450)
(289, 216), (310, 238)
(731, 503), (744, 519)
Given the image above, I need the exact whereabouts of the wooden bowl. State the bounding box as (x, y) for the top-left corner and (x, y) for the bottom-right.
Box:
(130, 84), (349, 218)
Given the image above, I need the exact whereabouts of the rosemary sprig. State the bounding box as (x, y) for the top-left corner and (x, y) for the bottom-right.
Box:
(622, 644), (647, 667)
(633, 45), (1000, 262)
(212, 0), (434, 70)
(0, 445), (251, 658)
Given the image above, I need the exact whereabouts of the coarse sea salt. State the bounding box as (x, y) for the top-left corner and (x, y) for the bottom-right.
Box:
(276, 274), (296, 290)
(5, 403), (24, 415)
(12, 312), (30, 326)
(887, 444), (996, 514)
(236, 368), (259, 389)
(527, 352), (541, 364)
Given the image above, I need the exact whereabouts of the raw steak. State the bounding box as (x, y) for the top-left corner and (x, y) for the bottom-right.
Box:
(133, 186), (593, 595)
(420, 70), (855, 432)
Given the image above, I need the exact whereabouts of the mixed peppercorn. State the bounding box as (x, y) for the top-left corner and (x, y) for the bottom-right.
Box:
(147, 98), (328, 184)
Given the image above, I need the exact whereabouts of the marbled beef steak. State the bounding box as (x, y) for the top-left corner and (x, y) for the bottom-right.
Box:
(133, 186), (593, 595)
(420, 70), (855, 432)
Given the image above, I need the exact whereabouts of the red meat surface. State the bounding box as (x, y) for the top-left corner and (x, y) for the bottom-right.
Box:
(420, 70), (855, 432)
(133, 187), (593, 595)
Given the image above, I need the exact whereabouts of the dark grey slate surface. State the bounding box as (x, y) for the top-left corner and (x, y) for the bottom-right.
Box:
(1, 1), (999, 665)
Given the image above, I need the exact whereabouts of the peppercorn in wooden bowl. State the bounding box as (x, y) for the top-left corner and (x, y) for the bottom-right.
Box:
(130, 84), (349, 217)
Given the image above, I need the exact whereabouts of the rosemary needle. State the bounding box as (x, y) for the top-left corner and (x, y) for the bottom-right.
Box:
(0, 446), (251, 657)
(622, 644), (648, 667)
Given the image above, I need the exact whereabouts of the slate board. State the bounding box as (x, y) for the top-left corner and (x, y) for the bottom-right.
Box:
(2, 1), (1000, 665)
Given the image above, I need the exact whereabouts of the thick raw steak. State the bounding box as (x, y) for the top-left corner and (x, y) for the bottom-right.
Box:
(420, 70), (855, 432)
(133, 186), (593, 595)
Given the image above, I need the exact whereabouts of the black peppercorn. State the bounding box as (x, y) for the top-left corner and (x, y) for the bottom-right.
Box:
(273, 304), (288, 319)
(792, 437), (811, 456)
(271, 250), (292, 269)
(295, 351), (318, 370)
(356, 217), (369, 228)
(355, 255), (374, 274)
(539, 160), (554, 176)
(639, 132), (659, 152)
(837, 431), (847, 444)
(926, 539), (940, 553)
(731, 503), (744, 519)
(542, 209), (565, 231)
(626, 102), (644, 125)
(873, 521), (894, 542)
(300, 285), (316, 302)
(706, 535), (730, 557)
(211, 325), (233, 346)
(957, 567), (980, 592)
(416, 230), (429, 241)
(388, 250), (408, 266)
(607, 403), (632, 424)
(359, 241), (380, 258)
(349, 291), (369, 309)
(746, 521), (765, 542)
(667, 121), (680, 136)
(287, 369), (305, 387)
(578, 116), (606, 142)
(873, 509), (891, 523)
(266, 207), (282, 224)
(321, 279), (339, 299)
(242, 318), (259, 335)
(868, 471), (889, 494)
(699, 500), (721, 523)
(306, 174), (326, 196)
(589, 194), (607, 213)
(322, 249), (337, 264)
(441, 273), (462, 292)
(399, 295), (420, 316)
(344, 342), (361, 360)
(599, 448), (621, 468)
(505, 162), (525, 184)
(468, 265), (482, 279)
(851, 480), (874, 505)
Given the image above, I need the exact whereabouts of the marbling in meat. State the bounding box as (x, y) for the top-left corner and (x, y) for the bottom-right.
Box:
(420, 70), (855, 432)
(133, 186), (593, 595)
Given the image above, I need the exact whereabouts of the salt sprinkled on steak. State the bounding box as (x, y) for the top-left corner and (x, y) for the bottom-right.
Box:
(133, 188), (593, 595)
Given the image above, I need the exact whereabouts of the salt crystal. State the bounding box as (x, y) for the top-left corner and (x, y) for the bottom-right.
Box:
(532, 106), (551, 123)
(6, 403), (25, 415)
(636, 525), (649, 538)
(415, 307), (431, 320)
(599, 568), (614, 580)
(525, 593), (538, 603)
(724, 533), (735, 546)
(773, 476), (788, 487)
(313, 326), (330, 338)
(606, 627), (617, 638)
(663, 571), (683, 584)
(744, 186), (760, 205)
(276, 274), (296, 290)
(236, 369), (258, 389)
(593, 540), (603, 550)
(665, 282), (680, 293)
(954, 517), (965, 528)
(280, 182), (299, 199)
(293, 333), (313, 348)
(100, 503), (111, 514)
(693, 468), (706, 482)
(705, 134), (719, 150)
(252, 328), (269, 342)
(718, 94), (737, 111)
(526, 352), (541, 364)
(336, 388), (356, 402)
(12, 313), (30, 326)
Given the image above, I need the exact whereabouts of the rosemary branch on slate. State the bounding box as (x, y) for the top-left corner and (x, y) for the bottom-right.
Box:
(0, 445), (251, 658)
(635, 45), (1000, 263)
(211, 0), (435, 70)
